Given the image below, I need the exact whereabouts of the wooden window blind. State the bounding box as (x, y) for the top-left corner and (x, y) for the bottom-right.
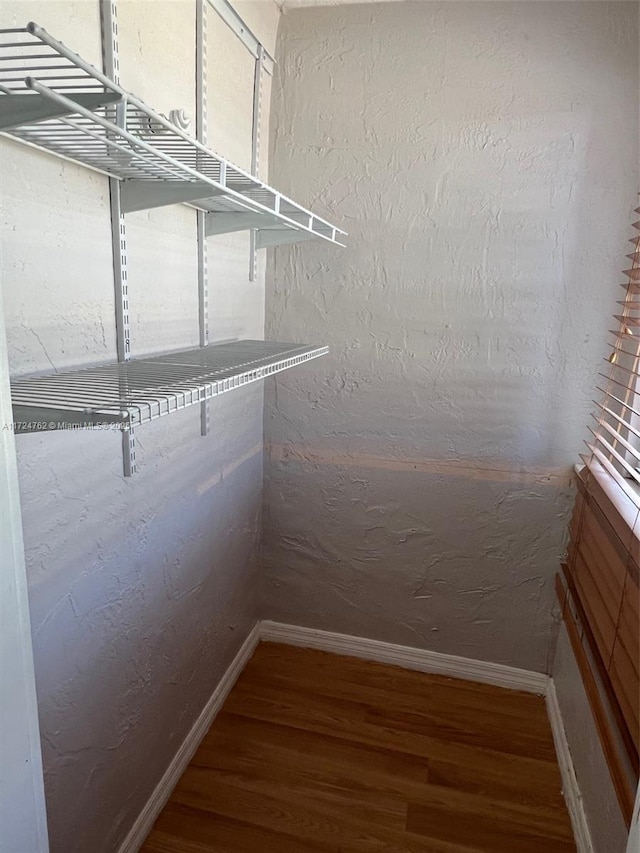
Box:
(559, 205), (640, 825)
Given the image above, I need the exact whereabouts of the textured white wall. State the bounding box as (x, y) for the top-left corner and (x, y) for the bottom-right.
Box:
(0, 1), (279, 851)
(263, 1), (639, 672)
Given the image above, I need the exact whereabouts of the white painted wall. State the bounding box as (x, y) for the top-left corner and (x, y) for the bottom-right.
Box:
(263, 1), (639, 674)
(0, 1), (279, 851)
(553, 625), (629, 853)
(0, 289), (49, 853)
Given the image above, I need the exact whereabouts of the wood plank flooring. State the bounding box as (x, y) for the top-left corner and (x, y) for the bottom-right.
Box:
(141, 643), (576, 853)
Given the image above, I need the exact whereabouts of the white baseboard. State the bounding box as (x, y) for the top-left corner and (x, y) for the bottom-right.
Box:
(260, 620), (550, 694)
(546, 682), (594, 853)
(116, 622), (261, 853)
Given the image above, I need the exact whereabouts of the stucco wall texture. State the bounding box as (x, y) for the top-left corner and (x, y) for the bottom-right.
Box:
(1, 1), (279, 851)
(263, 1), (639, 672)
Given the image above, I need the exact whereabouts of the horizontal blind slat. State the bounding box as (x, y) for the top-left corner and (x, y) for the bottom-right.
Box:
(583, 445), (640, 508)
(590, 421), (640, 463)
(595, 404), (640, 441)
(596, 388), (640, 420)
(588, 436), (640, 484)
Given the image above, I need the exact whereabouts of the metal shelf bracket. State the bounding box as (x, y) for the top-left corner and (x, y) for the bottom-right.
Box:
(256, 229), (320, 250)
(205, 211), (278, 237)
(120, 180), (221, 213)
(205, 0), (275, 76)
(0, 91), (121, 130)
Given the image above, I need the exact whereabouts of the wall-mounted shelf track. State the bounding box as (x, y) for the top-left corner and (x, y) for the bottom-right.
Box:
(0, 22), (346, 249)
(10, 340), (328, 432)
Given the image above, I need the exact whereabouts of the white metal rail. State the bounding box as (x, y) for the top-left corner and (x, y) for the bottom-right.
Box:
(100, 0), (136, 473)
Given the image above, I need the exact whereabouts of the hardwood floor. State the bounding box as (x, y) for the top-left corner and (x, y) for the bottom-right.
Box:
(141, 643), (576, 852)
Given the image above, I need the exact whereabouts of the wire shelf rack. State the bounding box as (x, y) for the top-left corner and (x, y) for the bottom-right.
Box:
(10, 340), (328, 432)
(0, 22), (346, 248)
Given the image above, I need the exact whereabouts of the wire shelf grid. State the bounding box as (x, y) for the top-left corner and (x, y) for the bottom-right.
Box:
(0, 22), (346, 247)
(10, 340), (329, 431)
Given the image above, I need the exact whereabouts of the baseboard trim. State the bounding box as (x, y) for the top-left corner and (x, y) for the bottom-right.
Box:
(546, 681), (595, 853)
(260, 621), (550, 694)
(116, 622), (261, 853)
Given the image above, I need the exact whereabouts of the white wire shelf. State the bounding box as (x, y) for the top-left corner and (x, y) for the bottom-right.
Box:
(0, 22), (346, 249)
(10, 340), (328, 432)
